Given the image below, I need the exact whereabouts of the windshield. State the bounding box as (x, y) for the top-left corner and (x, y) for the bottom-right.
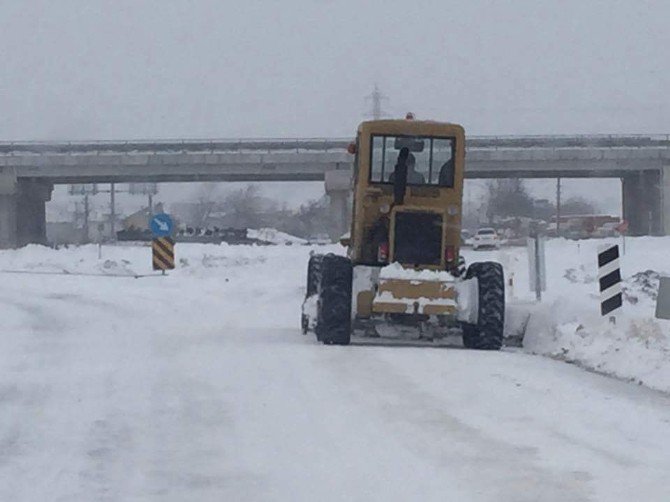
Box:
(477, 229), (496, 235)
(370, 135), (455, 187)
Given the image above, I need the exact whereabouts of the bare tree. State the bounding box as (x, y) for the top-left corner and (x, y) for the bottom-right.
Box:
(485, 179), (535, 221)
(221, 185), (278, 229)
(561, 197), (597, 215)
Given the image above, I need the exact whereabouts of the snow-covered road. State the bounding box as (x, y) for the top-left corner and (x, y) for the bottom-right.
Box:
(1, 242), (670, 501)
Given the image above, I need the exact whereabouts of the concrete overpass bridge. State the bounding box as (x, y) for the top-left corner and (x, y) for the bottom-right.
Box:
(1, 135), (669, 247)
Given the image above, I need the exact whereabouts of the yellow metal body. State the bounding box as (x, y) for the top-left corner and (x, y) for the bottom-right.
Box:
(349, 119), (466, 269)
(371, 277), (457, 316)
(347, 118), (466, 319)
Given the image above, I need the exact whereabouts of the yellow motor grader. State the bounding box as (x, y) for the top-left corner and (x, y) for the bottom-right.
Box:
(302, 117), (505, 349)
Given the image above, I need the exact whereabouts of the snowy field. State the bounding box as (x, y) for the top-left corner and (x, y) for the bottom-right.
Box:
(1, 239), (670, 501)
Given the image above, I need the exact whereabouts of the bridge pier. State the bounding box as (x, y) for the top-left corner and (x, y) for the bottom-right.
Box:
(622, 169), (664, 236)
(327, 191), (350, 240)
(0, 173), (53, 248)
(17, 179), (53, 247)
(0, 169), (18, 249)
(325, 170), (352, 241)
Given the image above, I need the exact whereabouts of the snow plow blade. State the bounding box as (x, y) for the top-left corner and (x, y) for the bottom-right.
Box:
(371, 277), (457, 316)
(350, 334), (465, 348)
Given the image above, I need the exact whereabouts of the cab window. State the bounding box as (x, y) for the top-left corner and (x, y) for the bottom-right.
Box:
(369, 135), (455, 187)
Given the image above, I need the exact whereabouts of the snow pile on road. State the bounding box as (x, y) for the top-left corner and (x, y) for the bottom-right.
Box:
(0, 242), (343, 330)
(379, 262), (456, 282)
(247, 227), (307, 245)
(523, 297), (670, 392)
(507, 237), (670, 393)
(0, 244), (143, 276)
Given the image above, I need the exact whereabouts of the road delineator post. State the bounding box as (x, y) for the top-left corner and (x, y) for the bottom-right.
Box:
(149, 213), (175, 274)
(152, 237), (175, 272)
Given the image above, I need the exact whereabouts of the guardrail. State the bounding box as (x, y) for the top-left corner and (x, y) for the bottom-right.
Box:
(0, 134), (669, 155)
(0, 139), (352, 155)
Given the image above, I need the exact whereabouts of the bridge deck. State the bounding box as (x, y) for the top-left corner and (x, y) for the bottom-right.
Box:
(1, 135), (668, 183)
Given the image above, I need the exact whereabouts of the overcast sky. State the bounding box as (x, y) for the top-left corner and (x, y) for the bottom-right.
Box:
(1, 0), (669, 141)
(6, 0), (663, 215)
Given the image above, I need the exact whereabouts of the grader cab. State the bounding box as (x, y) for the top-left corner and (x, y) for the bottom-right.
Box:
(302, 117), (505, 349)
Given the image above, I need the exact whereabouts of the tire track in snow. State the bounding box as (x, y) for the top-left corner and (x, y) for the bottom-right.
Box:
(0, 286), (161, 500)
(314, 347), (594, 502)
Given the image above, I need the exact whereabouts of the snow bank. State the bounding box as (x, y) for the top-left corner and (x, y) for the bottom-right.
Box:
(523, 297), (670, 392)
(247, 227), (307, 245)
(481, 237), (670, 393)
(0, 242), (343, 333)
(0, 243), (144, 276)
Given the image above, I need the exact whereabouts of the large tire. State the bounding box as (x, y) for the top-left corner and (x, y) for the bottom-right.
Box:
(461, 262), (504, 350)
(302, 254), (324, 335)
(306, 254), (324, 297)
(315, 254), (352, 345)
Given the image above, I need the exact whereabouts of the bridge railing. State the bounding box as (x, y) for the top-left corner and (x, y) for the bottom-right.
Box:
(0, 138), (353, 155)
(468, 134), (670, 149)
(0, 134), (669, 156)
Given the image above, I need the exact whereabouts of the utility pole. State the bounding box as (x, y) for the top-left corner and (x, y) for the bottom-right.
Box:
(83, 194), (90, 242)
(129, 182), (159, 217)
(69, 183), (133, 243)
(110, 183), (116, 241)
(365, 84), (388, 120)
(556, 177), (562, 236)
(69, 183), (98, 244)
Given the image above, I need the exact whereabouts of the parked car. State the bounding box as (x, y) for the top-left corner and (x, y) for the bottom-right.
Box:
(460, 230), (473, 247)
(472, 227), (500, 250)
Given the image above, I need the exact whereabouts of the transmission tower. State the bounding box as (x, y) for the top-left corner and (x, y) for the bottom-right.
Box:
(365, 84), (389, 120)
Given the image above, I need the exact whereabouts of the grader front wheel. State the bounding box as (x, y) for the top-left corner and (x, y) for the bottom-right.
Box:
(461, 262), (505, 350)
(302, 254), (324, 335)
(315, 254), (353, 345)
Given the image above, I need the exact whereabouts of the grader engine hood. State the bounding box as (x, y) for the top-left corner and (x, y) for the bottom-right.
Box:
(371, 263), (457, 316)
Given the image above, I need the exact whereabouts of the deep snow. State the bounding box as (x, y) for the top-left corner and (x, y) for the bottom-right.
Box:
(471, 237), (670, 393)
(0, 239), (669, 501)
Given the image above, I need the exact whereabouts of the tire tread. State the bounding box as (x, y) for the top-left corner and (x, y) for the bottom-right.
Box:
(315, 254), (352, 345)
(462, 262), (505, 350)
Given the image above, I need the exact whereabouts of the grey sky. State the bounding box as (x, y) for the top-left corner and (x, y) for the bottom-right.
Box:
(1, 0), (669, 141)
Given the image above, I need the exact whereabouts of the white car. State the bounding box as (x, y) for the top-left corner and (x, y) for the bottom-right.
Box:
(472, 228), (500, 250)
(460, 230), (473, 247)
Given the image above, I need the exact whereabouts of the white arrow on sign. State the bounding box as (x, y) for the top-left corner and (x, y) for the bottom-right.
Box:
(156, 220), (169, 231)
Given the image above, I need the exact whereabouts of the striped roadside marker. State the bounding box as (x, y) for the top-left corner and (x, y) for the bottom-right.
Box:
(152, 237), (175, 271)
(597, 244), (622, 316)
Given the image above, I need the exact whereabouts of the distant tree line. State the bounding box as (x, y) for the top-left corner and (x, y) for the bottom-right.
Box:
(483, 179), (597, 224)
(177, 180), (598, 239)
(177, 185), (333, 240)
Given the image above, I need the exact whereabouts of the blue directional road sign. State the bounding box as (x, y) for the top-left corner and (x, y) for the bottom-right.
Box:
(150, 213), (174, 238)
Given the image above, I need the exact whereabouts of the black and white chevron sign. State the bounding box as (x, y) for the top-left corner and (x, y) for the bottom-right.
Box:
(598, 244), (622, 316)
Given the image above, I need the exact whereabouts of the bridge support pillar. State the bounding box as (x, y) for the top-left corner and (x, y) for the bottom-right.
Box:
(325, 170), (352, 241)
(622, 169), (663, 236)
(327, 191), (350, 241)
(0, 195), (18, 249)
(663, 166), (670, 236)
(0, 174), (53, 249)
(17, 180), (53, 247)
(0, 169), (18, 249)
